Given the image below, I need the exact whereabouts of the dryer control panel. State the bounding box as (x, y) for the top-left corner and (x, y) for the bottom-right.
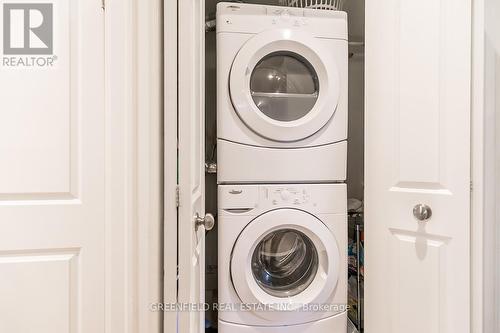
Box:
(216, 2), (348, 40)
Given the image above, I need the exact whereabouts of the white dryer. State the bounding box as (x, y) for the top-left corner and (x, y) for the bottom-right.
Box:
(216, 3), (348, 184)
(218, 184), (347, 332)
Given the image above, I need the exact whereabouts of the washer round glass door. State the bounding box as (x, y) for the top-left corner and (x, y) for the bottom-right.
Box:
(230, 29), (340, 142)
(230, 209), (340, 319)
(251, 228), (319, 298)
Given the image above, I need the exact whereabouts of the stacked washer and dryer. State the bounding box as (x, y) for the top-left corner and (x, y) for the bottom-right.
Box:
(216, 2), (348, 332)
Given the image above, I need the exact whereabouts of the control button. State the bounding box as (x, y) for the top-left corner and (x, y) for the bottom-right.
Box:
(281, 10), (291, 21)
(280, 190), (291, 201)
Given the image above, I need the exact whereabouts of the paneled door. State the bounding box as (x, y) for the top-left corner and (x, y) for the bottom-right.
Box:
(177, 0), (207, 333)
(365, 0), (471, 332)
(0, 1), (105, 332)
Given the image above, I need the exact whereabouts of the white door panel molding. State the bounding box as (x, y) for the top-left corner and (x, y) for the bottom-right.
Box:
(365, 0), (471, 332)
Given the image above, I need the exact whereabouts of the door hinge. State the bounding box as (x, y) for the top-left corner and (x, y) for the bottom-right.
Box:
(470, 181), (473, 192)
(101, 0), (105, 10)
(175, 185), (180, 207)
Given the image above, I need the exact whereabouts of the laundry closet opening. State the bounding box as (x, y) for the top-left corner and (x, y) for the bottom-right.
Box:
(204, 1), (365, 332)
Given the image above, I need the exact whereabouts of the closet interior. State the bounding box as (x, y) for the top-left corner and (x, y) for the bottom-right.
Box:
(204, 0), (365, 331)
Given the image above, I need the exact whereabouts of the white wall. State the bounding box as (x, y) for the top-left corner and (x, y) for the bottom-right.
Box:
(344, 0), (365, 201)
(482, 36), (498, 333)
(483, 0), (500, 330)
(496, 54), (500, 333)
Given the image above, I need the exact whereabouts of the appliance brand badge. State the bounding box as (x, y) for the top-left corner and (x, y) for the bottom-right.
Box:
(2, 2), (57, 68)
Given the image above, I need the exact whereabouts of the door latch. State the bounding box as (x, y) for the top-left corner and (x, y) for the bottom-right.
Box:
(413, 204), (432, 222)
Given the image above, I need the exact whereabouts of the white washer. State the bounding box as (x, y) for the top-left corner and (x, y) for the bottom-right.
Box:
(216, 3), (348, 184)
(218, 184), (347, 332)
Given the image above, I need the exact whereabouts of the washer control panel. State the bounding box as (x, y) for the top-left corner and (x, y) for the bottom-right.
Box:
(219, 184), (346, 215)
(267, 186), (310, 206)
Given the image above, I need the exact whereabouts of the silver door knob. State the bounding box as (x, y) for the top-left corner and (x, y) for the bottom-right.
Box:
(413, 204), (432, 222)
(194, 213), (215, 231)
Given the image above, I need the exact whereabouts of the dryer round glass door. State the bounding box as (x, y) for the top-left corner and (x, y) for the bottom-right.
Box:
(230, 209), (340, 319)
(230, 29), (340, 142)
(250, 52), (319, 122)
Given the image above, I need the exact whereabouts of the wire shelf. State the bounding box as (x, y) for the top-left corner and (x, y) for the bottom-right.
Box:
(279, 0), (345, 11)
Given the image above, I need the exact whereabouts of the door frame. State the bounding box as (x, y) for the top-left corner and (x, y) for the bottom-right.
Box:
(135, 0), (164, 331)
(164, 0), (178, 333)
(471, 0), (485, 331)
(106, 0), (164, 332)
(471, 0), (500, 331)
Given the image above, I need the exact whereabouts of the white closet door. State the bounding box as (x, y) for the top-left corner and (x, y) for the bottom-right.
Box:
(365, 0), (471, 332)
(0, 1), (105, 332)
